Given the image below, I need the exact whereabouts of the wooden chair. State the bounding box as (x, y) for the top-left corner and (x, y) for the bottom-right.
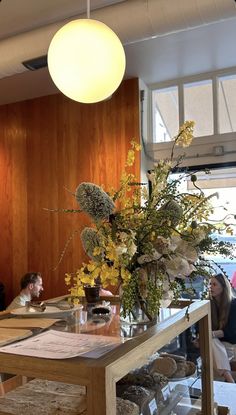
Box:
(0, 310), (11, 319)
(0, 309), (30, 397)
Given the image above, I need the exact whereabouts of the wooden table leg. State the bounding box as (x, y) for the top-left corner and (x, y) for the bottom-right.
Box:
(86, 367), (116, 415)
(199, 310), (214, 415)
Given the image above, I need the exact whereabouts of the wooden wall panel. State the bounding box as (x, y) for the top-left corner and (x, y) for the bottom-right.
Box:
(0, 78), (140, 305)
(0, 109), (13, 302)
(11, 105), (28, 296)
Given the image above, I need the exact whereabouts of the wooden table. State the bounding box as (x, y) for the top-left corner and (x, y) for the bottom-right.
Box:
(0, 300), (214, 415)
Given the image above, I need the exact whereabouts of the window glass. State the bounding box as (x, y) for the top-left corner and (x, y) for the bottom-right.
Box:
(171, 168), (236, 281)
(152, 86), (178, 143)
(218, 74), (236, 133)
(184, 80), (213, 137)
(196, 183), (236, 280)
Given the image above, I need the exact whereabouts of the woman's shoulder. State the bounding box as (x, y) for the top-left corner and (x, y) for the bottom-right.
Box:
(230, 297), (236, 308)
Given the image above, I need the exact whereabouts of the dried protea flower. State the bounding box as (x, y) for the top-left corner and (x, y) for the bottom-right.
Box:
(80, 227), (102, 260)
(161, 200), (183, 227)
(75, 182), (115, 220)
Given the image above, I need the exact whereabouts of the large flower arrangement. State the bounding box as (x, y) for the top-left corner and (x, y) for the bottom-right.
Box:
(64, 121), (235, 320)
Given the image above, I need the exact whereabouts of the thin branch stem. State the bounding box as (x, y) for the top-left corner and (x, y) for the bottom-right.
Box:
(43, 208), (82, 213)
(63, 186), (76, 197)
(53, 229), (80, 271)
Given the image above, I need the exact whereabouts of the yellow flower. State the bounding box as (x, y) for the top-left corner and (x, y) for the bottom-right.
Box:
(87, 263), (97, 272)
(226, 227), (234, 235)
(121, 268), (132, 285)
(70, 285), (84, 298)
(175, 121), (195, 147)
(150, 231), (156, 241)
(100, 265), (111, 284)
(80, 274), (93, 284)
(131, 139), (141, 151)
(61, 129), (235, 319)
(126, 149), (135, 166)
(109, 268), (120, 285)
(106, 242), (119, 262)
(64, 273), (71, 286)
(93, 246), (102, 256)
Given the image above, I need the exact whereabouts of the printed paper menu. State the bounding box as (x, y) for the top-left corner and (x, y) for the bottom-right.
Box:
(0, 329), (123, 359)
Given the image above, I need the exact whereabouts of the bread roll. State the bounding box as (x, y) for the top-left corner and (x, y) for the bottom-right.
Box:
(169, 359), (196, 378)
(160, 352), (185, 362)
(116, 397), (139, 415)
(170, 361), (187, 378)
(186, 361), (196, 376)
(151, 372), (168, 388)
(121, 385), (155, 415)
(150, 357), (177, 377)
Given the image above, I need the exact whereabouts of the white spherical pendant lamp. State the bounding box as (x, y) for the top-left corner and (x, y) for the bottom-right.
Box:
(48, 19), (126, 103)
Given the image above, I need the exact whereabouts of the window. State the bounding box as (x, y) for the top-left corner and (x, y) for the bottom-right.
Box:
(152, 86), (178, 143)
(218, 74), (236, 134)
(151, 68), (236, 143)
(184, 80), (213, 137)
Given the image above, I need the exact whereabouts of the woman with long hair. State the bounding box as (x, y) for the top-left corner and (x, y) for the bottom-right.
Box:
(210, 273), (236, 383)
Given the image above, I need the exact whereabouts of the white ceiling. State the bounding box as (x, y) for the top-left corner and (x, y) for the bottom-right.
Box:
(125, 16), (236, 86)
(0, 0), (124, 40)
(0, 0), (236, 105)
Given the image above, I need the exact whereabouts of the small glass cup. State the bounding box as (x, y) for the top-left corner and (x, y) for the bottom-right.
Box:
(79, 310), (88, 325)
(84, 284), (100, 303)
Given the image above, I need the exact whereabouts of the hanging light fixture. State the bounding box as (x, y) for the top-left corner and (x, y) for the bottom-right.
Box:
(47, 0), (126, 104)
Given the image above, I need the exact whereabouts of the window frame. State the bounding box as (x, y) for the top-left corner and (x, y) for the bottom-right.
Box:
(150, 66), (236, 143)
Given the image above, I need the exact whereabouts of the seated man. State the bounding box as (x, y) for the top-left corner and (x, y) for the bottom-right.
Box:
(7, 272), (43, 310)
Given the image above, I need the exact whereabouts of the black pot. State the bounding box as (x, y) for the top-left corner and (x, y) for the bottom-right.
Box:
(84, 285), (100, 303)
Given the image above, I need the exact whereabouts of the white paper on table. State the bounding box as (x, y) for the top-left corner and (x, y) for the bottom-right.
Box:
(0, 329), (124, 359)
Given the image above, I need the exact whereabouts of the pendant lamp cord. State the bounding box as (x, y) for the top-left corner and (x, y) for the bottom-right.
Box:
(87, 0), (90, 18)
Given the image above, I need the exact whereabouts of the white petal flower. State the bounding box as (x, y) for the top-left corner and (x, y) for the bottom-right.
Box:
(137, 250), (162, 265)
(153, 236), (170, 254)
(128, 241), (137, 257)
(192, 229), (207, 245)
(169, 235), (182, 251)
(116, 244), (128, 256)
(165, 256), (195, 279)
(146, 171), (155, 183)
(160, 290), (174, 308)
(176, 240), (198, 262)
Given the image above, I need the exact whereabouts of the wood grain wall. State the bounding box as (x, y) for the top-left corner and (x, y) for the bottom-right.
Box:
(0, 78), (140, 305)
